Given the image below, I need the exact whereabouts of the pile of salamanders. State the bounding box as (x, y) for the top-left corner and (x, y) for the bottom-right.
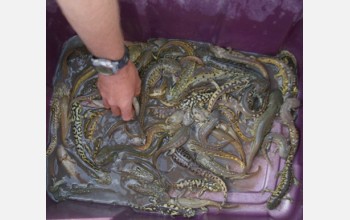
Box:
(47, 37), (301, 217)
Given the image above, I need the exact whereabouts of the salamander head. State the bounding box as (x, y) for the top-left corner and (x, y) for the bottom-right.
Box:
(266, 195), (281, 210)
(166, 110), (185, 125)
(191, 107), (210, 122)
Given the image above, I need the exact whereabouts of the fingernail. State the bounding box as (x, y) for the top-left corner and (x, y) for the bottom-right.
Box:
(124, 115), (134, 121)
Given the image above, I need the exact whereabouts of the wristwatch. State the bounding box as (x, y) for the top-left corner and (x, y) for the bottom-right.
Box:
(91, 46), (130, 75)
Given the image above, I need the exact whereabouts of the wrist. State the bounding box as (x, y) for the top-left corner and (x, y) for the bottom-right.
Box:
(93, 43), (125, 60)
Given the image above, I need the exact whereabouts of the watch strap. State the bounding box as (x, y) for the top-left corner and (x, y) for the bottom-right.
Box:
(91, 46), (130, 75)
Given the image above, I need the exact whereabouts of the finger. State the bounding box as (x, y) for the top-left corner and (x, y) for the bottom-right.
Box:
(102, 99), (111, 109)
(135, 79), (141, 96)
(120, 102), (134, 121)
(135, 87), (141, 96)
(111, 106), (121, 116)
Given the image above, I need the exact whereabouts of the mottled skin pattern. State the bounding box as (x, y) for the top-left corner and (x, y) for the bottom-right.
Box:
(207, 76), (251, 112)
(169, 197), (238, 209)
(130, 199), (196, 218)
(157, 40), (195, 57)
(244, 90), (283, 173)
(60, 95), (71, 147)
(194, 153), (260, 180)
(208, 46), (270, 80)
(261, 132), (289, 164)
(216, 104), (254, 142)
(56, 145), (85, 183)
(171, 147), (228, 203)
(258, 50), (298, 98)
(210, 128), (246, 167)
(71, 101), (111, 184)
(166, 57), (198, 101)
(94, 135), (167, 166)
(241, 78), (270, 118)
(70, 67), (97, 102)
(187, 139), (245, 169)
(266, 97), (300, 209)
(84, 109), (106, 141)
(46, 98), (60, 156)
(139, 58), (181, 128)
(152, 126), (190, 168)
(136, 122), (181, 151)
(47, 83), (70, 155)
(167, 67), (226, 102)
(173, 178), (223, 196)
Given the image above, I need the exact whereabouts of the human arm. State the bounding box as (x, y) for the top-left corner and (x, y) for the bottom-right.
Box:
(56, 0), (141, 121)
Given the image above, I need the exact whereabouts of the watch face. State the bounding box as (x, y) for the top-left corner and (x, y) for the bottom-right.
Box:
(91, 59), (115, 74)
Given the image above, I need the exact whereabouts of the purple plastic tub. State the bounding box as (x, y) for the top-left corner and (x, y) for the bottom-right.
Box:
(46, 0), (303, 219)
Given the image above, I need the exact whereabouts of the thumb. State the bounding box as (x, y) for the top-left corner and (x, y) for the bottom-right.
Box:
(120, 102), (134, 121)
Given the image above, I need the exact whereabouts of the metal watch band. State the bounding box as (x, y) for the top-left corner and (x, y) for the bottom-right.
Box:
(91, 46), (130, 75)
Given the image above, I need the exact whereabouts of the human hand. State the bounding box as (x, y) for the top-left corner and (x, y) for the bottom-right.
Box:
(97, 61), (141, 121)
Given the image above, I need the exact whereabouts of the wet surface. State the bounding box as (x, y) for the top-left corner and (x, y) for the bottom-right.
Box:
(46, 36), (302, 218)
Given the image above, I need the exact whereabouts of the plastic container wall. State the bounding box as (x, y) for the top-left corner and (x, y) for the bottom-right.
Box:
(46, 0), (303, 219)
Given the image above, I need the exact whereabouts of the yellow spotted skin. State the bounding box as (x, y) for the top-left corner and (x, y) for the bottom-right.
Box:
(139, 59), (181, 128)
(70, 67), (97, 100)
(207, 76), (250, 112)
(187, 139), (245, 169)
(258, 52), (298, 98)
(71, 101), (96, 168)
(71, 101), (111, 184)
(46, 136), (58, 156)
(266, 129), (298, 209)
(157, 40), (195, 57)
(159, 87), (213, 109)
(46, 98), (61, 156)
(174, 178), (222, 195)
(167, 59), (196, 101)
(171, 147), (228, 203)
(47, 83), (70, 155)
(266, 98), (300, 209)
(216, 105), (254, 142)
(131, 203), (195, 218)
(84, 110), (106, 141)
(175, 63), (224, 94)
(135, 123), (171, 151)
